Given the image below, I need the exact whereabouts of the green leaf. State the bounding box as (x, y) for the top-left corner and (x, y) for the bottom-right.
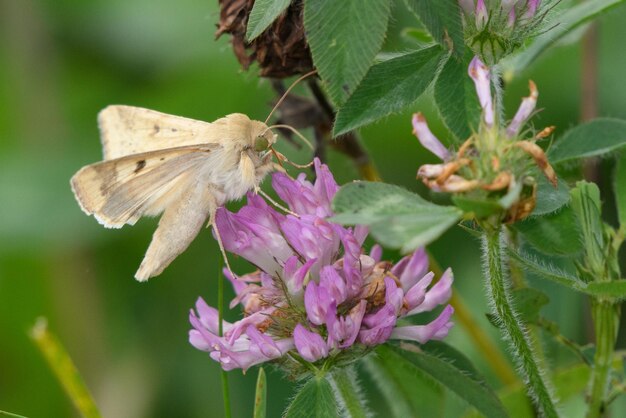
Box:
(404, 0), (464, 58)
(503, 0), (626, 79)
(532, 175), (570, 217)
(333, 46), (445, 136)
(400, 27), (435, 46)
(245, 0), (292, 41)
(328, 367), (369, 418)
(253, 367), (267, 418)
(364, 350), (443, 417)
(332, 182), (462, 253)
(615, 152), (626, 229)
(452, 195), (502, 218)
(304, 0), (392, 105)
(434, 54), (481, 142)
(570, 181), (605, 273)
(284, 376), (338, 418)
(508, 248), (584, 290)
(548, 118), (626, 165)
(378, 344), (508, 418)
(514, 206), (583, 255)
(512, 288), (549, 324)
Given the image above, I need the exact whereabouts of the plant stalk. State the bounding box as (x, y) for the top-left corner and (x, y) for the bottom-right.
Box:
(586, 300), (619, 418)
(218, 268), (233, 418)
(483, 226), (558, 417)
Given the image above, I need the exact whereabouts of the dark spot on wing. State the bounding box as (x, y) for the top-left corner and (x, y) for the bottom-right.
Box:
(153, 124), (160, 134)
(134, 159), (146, 174)
(171, 128), (178, 132)
(160, 157), (165, 161)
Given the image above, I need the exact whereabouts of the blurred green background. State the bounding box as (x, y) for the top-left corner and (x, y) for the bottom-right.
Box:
(1, 1), (626, 417)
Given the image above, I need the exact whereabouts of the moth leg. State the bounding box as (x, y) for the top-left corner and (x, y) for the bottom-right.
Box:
(257, 188), (299, 217)
(207, 204), (235, 277)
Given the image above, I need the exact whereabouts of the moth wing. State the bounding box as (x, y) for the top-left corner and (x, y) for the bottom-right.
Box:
(135, 179), (217, 281)
(70, 144), (219, 228)
(99, 105), (224, 160)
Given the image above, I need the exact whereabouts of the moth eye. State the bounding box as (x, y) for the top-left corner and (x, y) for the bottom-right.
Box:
(254, 136), (270, 152)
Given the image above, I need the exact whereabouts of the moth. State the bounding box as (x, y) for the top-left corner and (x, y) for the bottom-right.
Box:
(71, 105), (286, 281)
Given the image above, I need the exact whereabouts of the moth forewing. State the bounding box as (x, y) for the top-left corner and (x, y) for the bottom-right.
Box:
(72, 107), (281, 280)
(98, 105), (259, 160)
(70, 144), (218, 229)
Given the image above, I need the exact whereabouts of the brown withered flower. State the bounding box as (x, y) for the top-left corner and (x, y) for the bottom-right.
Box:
(216, 0), (314, 78)
(412, 56), (557, 224)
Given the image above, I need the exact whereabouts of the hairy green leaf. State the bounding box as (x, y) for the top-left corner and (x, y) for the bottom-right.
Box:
(328, 368), (370, 418)
(364, 350), (443, 417)
(246, 0), (292, 41)
(284, 376), (338, 418)
(404, 0), (464, 58)
(434, 54), (481, 142)
(304, 0), (392, 105)
(570, 181), (605, 273)
(508, 248), (584, 289)
(548, 118), (626, 165)
(503, 0), (626, 79)
(378, 344), (507, 418)
(615, 152), (626, 229)
(253, 368), (267, 418)
(332, 182), (462, 253)
(333, 46), (445, 136)
(514, 206), (583, 255)
(532, 175), (570, 217)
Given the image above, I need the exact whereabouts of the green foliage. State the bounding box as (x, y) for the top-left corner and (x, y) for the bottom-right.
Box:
(284, 376), (338, 418)
(532, 175), (570, 217)
(514, 206), (583, 255)
(615, 153), (626, 229)
(332, 182), (462, 253)
(328, 368), (369, 418)
(304, 0), (392, 106)
(504, 0), (626, 78)
(246, 0), (292, 41)
(452, 195), (503, 218)
(253, 368), (267, 418)
(434, 54), (481, 142)
(333, 46), (445, 136)
(570, 181), (605, 274)
(404, 0), (465, 58)
(509, 248), (584, 289)
(512, 288), (550, 324)
(363, 352), (443, 418)
(548, 118), (626, 165)
(377, 344), (508, 418)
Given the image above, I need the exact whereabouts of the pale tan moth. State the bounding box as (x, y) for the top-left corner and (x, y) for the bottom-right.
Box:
(71, 72), (315, 281)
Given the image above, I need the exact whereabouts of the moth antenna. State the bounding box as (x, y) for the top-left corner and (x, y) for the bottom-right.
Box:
(257, 189), (299, 217)
(264, 70), (318, 124)
(268, 124), (314, 151)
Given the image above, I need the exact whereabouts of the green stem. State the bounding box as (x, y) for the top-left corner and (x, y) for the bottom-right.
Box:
(483, 226), (559, 417)
(218, 269), (232, 418)
(586, 300), (619, 418)
(328, 367), (370, 418)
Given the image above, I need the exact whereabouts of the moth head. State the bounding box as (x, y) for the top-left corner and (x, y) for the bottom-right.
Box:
(253, 127), (277, 154)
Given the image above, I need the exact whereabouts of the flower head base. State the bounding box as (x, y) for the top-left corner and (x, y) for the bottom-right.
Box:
(460, 0), (552, 65)
(189, 160), (454, 376)
(413, 57), (556, 223)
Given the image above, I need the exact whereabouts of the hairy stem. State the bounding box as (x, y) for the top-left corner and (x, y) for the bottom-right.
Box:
(586, 300), (619, 418)
(483, 226), (558, 417)
(428, 253), (519, 386)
